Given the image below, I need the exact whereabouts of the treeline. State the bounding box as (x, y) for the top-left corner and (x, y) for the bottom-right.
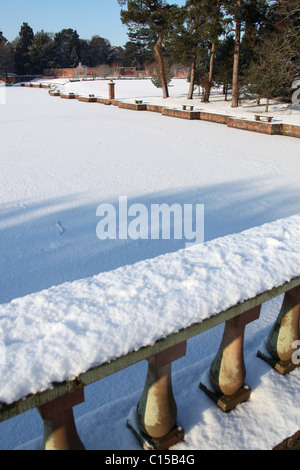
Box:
(118, 0), (300, 105)
(0, 25), (124, 76)
(0, 0), (299, 106)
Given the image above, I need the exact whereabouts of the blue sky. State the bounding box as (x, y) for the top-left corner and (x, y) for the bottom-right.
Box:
(0, 0), (186, 46)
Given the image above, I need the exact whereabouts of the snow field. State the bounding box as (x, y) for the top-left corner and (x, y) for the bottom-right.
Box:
(0, 79), (299, 449)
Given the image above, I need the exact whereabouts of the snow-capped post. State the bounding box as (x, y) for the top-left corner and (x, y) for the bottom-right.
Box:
(200, 306), (261, 412)
(108, 79), (115, 100)
(129, 342), (186, 450)
(257, 286), (300, 374)
(37, 388), (85, 450)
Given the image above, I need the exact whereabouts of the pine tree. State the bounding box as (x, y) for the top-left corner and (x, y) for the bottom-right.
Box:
(15, 23), (34, 75)
(214, 35), (235, 100)
(164, 2), (204, 99)
(166, 0), (224, 101)
(246, 0), (300, 109)
(0, 34), (15, 79)
(222, 0), (243, 108)
(54, 29), (81, 68)
(202, 0), (224, 102)
(123, 28), (153, 68)
(221, 0), (269, 107)
(151, 59), (173, 88)
(118, 0), (178, 98)
(28, 31), (54, 74)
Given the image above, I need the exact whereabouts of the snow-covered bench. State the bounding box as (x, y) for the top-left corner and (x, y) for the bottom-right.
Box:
(254, 114), (273, 123)
(182, 104), (194, 111)
(0, 215), (300, 450)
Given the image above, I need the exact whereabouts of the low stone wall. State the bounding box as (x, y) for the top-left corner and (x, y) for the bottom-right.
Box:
(96, 97), (112, 105)
(111, 99), (120, 107)
(78, 96), (97, 103)
(49, 90), (60, 97)
(281, 124), (300, 138)
(118, 101), (147, 111)
(162, 108), (200, 120)
(227, 118), (282, 135)
(146, 104), (164, 113)
(40, 85), (300, 139)
(60, 93), (77, 100)
(200, 112), (230, 125)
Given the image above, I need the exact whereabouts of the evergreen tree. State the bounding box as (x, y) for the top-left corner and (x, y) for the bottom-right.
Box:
(165, 2), (204, 99)
(123, 28), (153, 68)
(221, 0), (269, 107)
(118, 0), (178, 98)
(214, 35), (235, 100)
(222, 0), (243, 107)
(109, 46), (125, 65)
(151, 58), (173, 88)
(196, 0), (224, 102)
(166, 0), (224, 101)
(54, 29), (81, 68)
(0, 34), (15, 79)
(28, 31), (54, 74)
(246, 0), (300, 108)
(15, 23), (34, 74)
(239, 0), (268, 81)
(88, 36), (112, 66)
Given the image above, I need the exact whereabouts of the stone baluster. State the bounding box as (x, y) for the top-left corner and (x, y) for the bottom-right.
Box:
(128, 342), (186, 450)
(257, 286), (300, 374)
(38, 388), (85, 450)
(200, 306), (261, 412)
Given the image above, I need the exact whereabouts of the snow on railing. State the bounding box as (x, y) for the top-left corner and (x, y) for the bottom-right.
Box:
(0, 215), (300, 449)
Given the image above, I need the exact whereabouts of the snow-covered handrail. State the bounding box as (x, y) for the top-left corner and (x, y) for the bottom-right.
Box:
(0, 215), (300, 449)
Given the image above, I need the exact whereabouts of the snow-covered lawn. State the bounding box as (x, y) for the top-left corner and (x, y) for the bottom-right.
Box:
(0, 79), (300, 450)
(41, 77), (300, 125)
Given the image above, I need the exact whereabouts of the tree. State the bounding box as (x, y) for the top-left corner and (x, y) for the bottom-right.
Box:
(123, 28), (153, 68)
(165, 2), (203, 99)
(0, 34), (15, 79)
(246, 36), (296, 111)
(166, 0), (224, 101)
(238, 0), (269, 89)
(200, 0), (224, 102)
(222, 0), (243, 107)
(151, 58), (173, 88)
(222, 0), (269, 107)
(118, 0), (178, 98)
(54, 29), (81, 68)
(28, 31), (55, 74)
(187, 41), (211, 99)
(269, 0), (299, 75)
(89, 35), (112, 65)
(80, 36), (113, 67)
(246, 0), (300, 109)
(109, 46), (125, 64)
(15, 23), (34, 74)
(214, 35), (235, 100)
(97, 64), (112, 78)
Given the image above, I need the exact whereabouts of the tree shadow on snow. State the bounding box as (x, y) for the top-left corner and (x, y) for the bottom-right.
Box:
(0, 175), (299, 305)
(0, 176), (299, 449)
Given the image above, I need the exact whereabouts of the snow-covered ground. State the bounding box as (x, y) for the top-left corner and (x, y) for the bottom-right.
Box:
(0, 79), (300, 450)
(39, 76), (300, 125)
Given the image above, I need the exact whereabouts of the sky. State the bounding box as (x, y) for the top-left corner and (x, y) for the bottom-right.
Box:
(0, 0), (187, 47)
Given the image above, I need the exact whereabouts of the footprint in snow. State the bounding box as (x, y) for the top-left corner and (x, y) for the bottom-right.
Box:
(56, 221), (65, 235)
